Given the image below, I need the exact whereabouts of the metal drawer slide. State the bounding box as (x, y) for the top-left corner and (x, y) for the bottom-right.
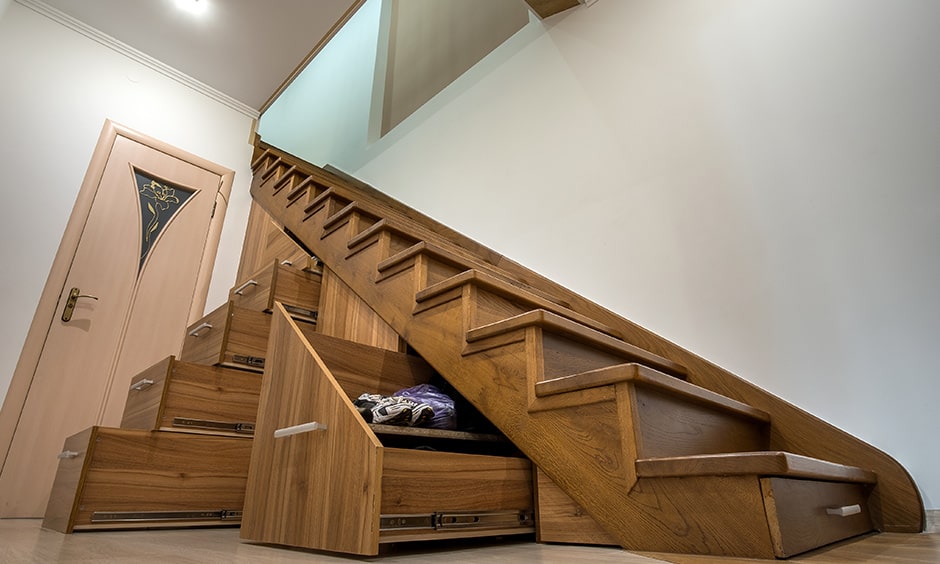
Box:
(380, 510), (533, 532)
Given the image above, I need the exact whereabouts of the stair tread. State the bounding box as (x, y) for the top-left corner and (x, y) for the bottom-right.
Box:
(536, 363), (769, 422)
(468, 309), (687, 379)
(636, 451), (877, 483)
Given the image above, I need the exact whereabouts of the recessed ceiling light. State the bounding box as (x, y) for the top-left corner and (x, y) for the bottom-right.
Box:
(175, 0), (208, 15)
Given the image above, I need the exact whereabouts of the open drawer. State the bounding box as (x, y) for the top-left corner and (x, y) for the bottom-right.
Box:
(241, 306), (534, 556)
(229, 259), (321, 322)
(120, 356), (261, 436)
(179, 301), (270, 371)
(43, 427), (251, 533)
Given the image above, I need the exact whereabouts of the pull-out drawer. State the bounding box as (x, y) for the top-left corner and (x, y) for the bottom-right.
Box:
(43, 427), (251, 533)
(762, 477), (875, 558)
(241, 306), (534, 556)
(229, 260), (321, 322)
(179, 302), (270, 372)
(121, 356), (261, 436)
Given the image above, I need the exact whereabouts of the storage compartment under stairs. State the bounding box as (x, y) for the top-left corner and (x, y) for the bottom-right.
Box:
(244, 141), (923, 559)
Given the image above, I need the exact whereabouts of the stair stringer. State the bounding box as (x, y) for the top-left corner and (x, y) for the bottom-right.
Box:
(247, 142), (924, 537)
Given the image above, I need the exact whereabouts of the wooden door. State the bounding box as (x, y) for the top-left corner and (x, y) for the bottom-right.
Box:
(0, 121), (233, 517)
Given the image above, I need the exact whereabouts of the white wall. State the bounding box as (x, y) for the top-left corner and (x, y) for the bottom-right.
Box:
(262, 0), (940, 508)
(0, 2), (255, 409)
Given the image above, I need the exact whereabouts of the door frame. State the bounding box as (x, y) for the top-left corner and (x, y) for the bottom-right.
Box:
(0, 120), (234, 471)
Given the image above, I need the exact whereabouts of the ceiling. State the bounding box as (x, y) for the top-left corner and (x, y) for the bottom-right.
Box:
(39, 0), (365, 113)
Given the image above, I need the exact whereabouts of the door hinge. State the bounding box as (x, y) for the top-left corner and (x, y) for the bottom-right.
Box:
(211, 200), (218, 218)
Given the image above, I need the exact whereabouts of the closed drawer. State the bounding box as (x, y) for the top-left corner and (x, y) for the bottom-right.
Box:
(230, 260), (321, 322)
(121, 356), (261, 436)
(761, 477), (875, 558)
(43, 426), (252, 533)
(179, 302), (270, 372)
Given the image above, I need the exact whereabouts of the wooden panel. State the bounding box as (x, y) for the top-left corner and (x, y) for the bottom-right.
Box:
(241, 305), (383, 556)
(534, 468), (618, 546)
(296, 328), (435, 399)
(525, 0), (581, 19)
(236, 201), (315, 284)
(44, 427), (251, 532)
(316, 266), (403, 351)
(179, 302), (270, 371)
(121, 357), (261, 435)
(762, 477), (875, 558)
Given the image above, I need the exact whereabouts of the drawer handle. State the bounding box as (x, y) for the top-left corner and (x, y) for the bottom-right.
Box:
(273, 421), (328, 438)
(129, 378), (155, 391)
(233, 279), (258, 295)
(57, 450), (81, 459)
(188, 322), (213, 337)
(280, 260), (293, 266)
(826, 504), (862, 517)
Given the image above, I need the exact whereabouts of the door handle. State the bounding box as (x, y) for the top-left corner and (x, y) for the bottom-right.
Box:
(61, 287), (99, 322)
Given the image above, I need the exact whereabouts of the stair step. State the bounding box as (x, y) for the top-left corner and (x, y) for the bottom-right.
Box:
(636, 451), (877, 483)
(467, 309), (687, 379)
(303, 186), (350, 221)
(282, 175), (320, 204)
(415, 268), (611, 335)
(536, 363), (769, 423)
(322, 200), (381, 239)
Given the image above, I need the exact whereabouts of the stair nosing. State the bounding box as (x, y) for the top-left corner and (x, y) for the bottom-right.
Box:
(636, 451), (878, 484)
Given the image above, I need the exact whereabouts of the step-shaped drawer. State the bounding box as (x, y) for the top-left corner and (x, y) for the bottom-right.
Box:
(43, 426), (252, 533)
(121, 356), (261, 436)
(761, 477), (875, 558)
(230, 260), (321, 322)
(179, 302), (270, 372)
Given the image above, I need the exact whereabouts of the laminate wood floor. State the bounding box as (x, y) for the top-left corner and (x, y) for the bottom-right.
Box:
(1, 519), (937, 563)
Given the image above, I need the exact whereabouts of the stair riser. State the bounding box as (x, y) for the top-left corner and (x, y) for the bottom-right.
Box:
(630, 385), (769, 458)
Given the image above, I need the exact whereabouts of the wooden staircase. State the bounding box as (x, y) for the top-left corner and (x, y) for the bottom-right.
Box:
(247, 141), (924, 558)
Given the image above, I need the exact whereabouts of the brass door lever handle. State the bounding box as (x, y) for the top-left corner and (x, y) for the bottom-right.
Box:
(61, 287), (99, 322)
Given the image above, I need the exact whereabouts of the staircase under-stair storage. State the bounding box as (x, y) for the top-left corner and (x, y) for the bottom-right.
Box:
(42, 253), (324, 533)
(242, 141), (924, 559)
(240, 307), (535, 556)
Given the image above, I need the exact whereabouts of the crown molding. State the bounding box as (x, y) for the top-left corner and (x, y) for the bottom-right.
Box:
(16, 0), (260, 120)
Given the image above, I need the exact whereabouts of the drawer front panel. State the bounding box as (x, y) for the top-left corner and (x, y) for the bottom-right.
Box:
(179, 303), (230, 366)
(120, 357), (172, 430)
(762, 477), (875, 558)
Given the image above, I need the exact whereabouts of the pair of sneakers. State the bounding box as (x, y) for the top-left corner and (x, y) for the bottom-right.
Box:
(354, 393), (434, 427)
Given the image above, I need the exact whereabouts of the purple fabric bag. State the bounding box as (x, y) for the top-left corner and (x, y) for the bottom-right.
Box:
(395, 384), (456, 430)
